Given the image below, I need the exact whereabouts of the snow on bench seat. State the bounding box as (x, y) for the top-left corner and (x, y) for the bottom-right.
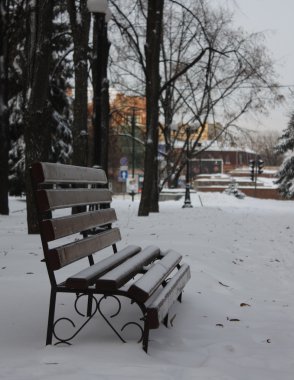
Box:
(128, 250), (182, 302)
(95, 246), (161, 291)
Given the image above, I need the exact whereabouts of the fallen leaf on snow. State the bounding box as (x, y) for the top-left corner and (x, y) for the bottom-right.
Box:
(219, 281), (230, 287)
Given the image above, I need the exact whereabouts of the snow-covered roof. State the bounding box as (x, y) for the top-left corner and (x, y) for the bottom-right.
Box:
(170, 139), (255, 153)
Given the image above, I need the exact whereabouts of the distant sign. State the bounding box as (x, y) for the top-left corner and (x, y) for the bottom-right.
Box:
(127, 176), (139, 193)
(120, 157), (128, 166)
(119, 170), (128, 182)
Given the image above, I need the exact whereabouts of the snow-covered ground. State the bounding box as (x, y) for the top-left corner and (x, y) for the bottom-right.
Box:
(1, 193), (294, 380)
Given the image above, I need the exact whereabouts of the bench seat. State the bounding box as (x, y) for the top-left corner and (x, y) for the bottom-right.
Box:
(128, 249), (183, 302)
(145, 263), (191, 329)
(65, 245), (141, 289)
(95, 245), (161, 291)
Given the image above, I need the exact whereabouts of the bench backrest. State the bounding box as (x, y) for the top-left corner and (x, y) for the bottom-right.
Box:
(30, 162), (121, 275)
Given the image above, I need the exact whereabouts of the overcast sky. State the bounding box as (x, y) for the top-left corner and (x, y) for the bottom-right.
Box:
(214, 0), (294, 134)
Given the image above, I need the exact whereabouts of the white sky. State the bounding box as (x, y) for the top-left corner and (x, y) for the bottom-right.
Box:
(214, 0), (294, 134)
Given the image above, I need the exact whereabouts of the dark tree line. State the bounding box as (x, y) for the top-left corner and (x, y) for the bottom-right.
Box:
(1, 0), (86, 230)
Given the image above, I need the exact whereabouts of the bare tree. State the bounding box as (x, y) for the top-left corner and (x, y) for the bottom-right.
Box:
(109, 0), (281, 213)
(256, 131), (283, 166)
(0, 0), (9, 215)
(66, 0), (90, 166)
(24, 0), (54, 233)
(138, 0), (164, 215)
(158, 0), (282, 188)
(91, 8), (111, 173)
(236, 129), (283, 166)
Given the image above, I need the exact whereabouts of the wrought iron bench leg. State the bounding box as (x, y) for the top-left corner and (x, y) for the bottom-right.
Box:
(46, 289), (57, 345)
(87, 296), (93, 317)
(142, 321), (150, 353)
(87, 256), (95, 316)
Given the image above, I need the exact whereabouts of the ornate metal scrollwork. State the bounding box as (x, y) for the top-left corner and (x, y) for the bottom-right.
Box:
(52, 293), (145, 345)
(97, 295), (144, 343)
(121, 322), (144, 343)
(53, 294), (99, 345)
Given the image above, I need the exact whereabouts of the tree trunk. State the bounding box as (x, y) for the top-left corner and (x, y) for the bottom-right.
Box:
(138, 0), (164, 216)
(149, 129), (159, 212)
(0, 0), (9, 215)
(67, 0), (90, 167)
(24, 0), (53, 234)
(91, 13), (111, 173)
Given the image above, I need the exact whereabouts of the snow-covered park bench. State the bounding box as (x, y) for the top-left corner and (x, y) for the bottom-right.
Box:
(30, 162), (191, 352)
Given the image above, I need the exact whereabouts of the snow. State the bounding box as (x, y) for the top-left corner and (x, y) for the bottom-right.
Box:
(1, 193), (294, 379)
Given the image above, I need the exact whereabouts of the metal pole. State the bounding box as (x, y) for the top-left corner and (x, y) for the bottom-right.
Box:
(254, 161), (257, 194)
(131, 107), (135, 179)
(130, 107), (136, 202)
(183, 127), (193, 208)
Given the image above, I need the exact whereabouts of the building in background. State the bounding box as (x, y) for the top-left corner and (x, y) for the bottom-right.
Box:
(87, 92), (257, 192)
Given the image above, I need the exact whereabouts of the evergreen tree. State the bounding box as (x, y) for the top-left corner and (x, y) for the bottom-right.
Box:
(275, 112), (294, 198)
(49, 2), (73, 163)
(7, 0), (27, 196)
(0, 0), (9, 213)
(7, 1), (73, 195)
(66, 0), (90, 167)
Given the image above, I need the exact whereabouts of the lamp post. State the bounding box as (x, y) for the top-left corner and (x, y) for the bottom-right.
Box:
(87, 0), (111, 173)
(249, 156), (264, 196)
(131, 107), (136, 179)
(128, 107), (137, 201)
(182, 123), (201, 208)
(182, 126), (193, 208)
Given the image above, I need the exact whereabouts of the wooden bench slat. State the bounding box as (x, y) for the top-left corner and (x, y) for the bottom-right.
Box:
(95, 246), (161, 291)
(146, 263), (191, 329)
(66, 245), (142, 289)
(36, 188), (112, 212)
(48, 228), (121, 270)
(128, 250), (182, 302)
(42, 208), (117, 241)
(31, 162), (107, 185)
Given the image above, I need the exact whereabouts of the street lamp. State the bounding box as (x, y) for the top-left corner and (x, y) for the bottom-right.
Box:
(249, 156), (264, 195)
(87, 0), (111, 173)
(182, 123), (200, 208)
